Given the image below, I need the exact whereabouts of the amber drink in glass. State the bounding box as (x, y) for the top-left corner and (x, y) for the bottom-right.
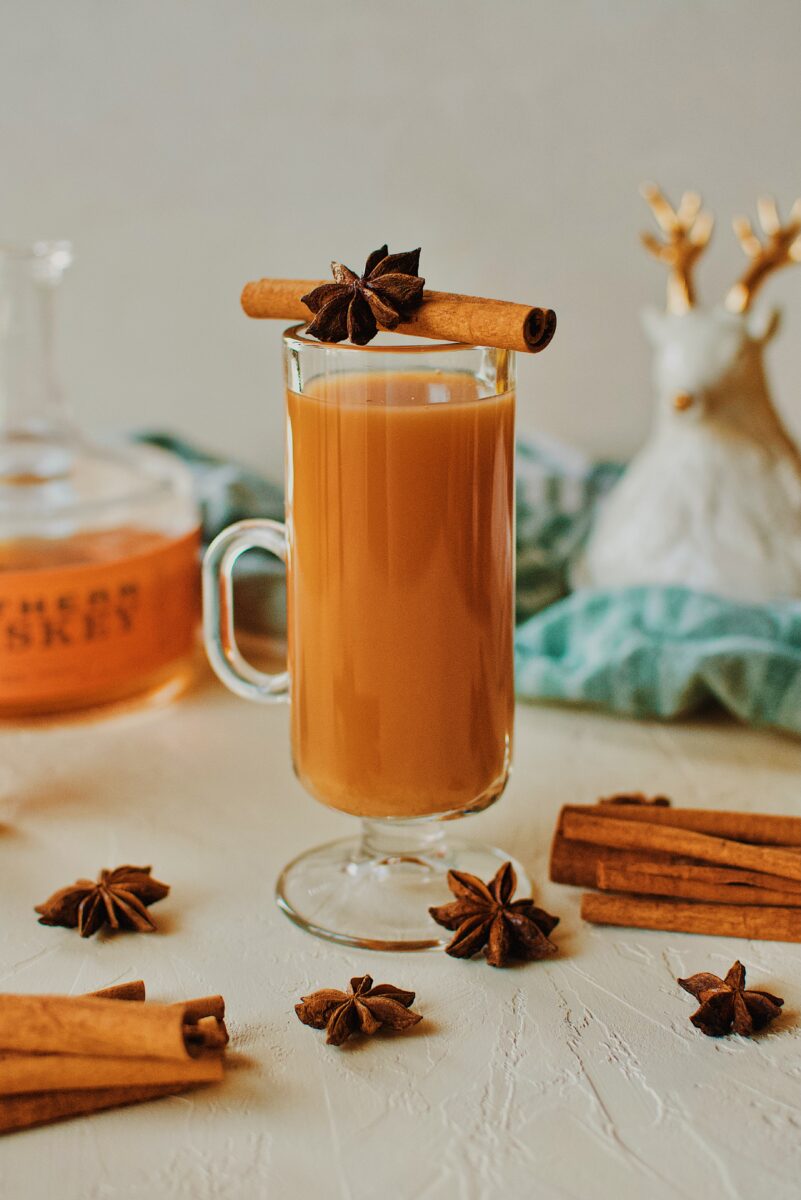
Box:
(203, 328), (520, 948)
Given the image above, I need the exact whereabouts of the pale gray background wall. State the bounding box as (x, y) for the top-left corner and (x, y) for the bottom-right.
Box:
(2, 0), (800, 479)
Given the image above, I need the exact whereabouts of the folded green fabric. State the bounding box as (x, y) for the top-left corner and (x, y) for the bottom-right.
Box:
(515, 586), (801, 734)
(134, 432), (284, 536)
(514, 437), (620, 619)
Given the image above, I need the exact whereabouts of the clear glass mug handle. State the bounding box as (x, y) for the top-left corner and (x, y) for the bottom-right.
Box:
(202, 518), (290, 703)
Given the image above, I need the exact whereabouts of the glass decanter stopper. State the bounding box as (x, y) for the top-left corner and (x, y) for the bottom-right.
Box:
(0, 242), (201, 717)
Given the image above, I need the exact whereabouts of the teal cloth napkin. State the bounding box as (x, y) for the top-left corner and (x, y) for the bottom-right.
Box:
(515, 586), (801, 735)
(139, 432), (801, 734)
(514, 436), (620, 619)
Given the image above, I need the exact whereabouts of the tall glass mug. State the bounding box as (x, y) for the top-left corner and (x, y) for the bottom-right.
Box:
(203, 327), (520, 949)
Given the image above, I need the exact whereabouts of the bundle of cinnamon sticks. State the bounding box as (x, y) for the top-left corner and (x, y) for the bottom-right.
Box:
(550, 798), (801, 942)
(0, 982), (228, 1134)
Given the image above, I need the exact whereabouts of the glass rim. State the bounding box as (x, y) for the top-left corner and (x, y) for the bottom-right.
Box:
(282, 323), (482, 355)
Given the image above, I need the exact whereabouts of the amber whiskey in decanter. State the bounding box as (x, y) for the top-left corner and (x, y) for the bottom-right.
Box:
(0, 242), (200, 716)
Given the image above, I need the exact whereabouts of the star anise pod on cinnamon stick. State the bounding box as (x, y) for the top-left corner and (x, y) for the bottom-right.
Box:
(295, 974), (422, 1046)
(301, 245), (425, 345)
(35, 865), (170, 938)
(429, 862), (559, 968)
(678, 960), (784, 1037)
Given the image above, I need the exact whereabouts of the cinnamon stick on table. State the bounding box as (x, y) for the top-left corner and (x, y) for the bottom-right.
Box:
(549, 830), (689, 889)
(596, 861), (801, 907)
(560, 803), (801, 846)
(561, 812), (801, 883)
(89, 981), (146, 1002)
(0, 1085), (185, 1136)
(582, 892), (801, 942)
(631, 860), (801, 893)
(549, 804), (801, 888)
(0, 986), (228, 1136)
(240, 279), (556, 355)
(0, 993), (226, 1058)
(0, 1052), (223, 1096)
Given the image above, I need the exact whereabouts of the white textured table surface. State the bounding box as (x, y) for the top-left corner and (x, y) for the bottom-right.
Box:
(1, 667), (800, 1200)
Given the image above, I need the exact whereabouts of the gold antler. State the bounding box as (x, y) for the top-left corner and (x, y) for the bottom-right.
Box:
(725, 196), (801, 313)
(640, 183), (714, 314)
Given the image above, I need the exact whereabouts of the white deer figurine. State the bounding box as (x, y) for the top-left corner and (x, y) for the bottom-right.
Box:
(578, 185), (801, 603)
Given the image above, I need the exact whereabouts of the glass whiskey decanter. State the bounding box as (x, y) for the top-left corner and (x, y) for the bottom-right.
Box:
(0, 242), (200, 717)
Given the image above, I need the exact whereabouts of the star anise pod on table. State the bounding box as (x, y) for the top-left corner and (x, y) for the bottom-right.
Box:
(301, 245), (425, 345)
(35, 865), (170, 938)
(429, 862), (559, 968)
(295, 974), (422, 1046)
(678, 960), (784, 1037)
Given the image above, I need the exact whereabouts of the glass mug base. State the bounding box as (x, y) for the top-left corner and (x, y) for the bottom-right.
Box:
(275, 819), (529, 951)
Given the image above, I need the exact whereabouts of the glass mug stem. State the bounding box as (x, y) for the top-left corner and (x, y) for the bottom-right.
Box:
(202, 518), (290, 703)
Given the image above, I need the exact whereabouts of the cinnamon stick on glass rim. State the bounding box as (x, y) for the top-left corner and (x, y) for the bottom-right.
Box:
(240, 279), (557, 355)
